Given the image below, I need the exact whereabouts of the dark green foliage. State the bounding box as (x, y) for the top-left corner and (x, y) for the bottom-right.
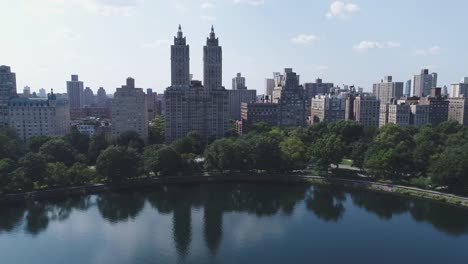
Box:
(429, 144), (468, 191)
(280, 137), (307, 171)
(115, 130), (145, 152)
(39, 138), (76, 166)
(149, 115), (165, 144)
(27, 136), (52, 153)
(172, 132), (203, 155)
(20, 153), (48, 183)
(88, 133), (109, 164)
(65, 127), (90, 154)
(96, 146), (142, 182)
(144, 145), (183, 176)
(0, 129), (21, 160)
(310, 134), (346, 172)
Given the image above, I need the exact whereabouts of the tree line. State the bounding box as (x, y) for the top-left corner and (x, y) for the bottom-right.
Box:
(1, 116), (467, 194)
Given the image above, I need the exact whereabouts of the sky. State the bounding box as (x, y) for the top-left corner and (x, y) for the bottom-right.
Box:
(1, 0), (467, 95)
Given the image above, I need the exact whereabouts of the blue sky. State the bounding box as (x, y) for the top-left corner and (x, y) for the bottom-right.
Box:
(1, 0), (467, 94)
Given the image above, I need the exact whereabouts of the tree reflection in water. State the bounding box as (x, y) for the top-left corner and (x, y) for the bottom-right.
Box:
(1, 183), (468, 256)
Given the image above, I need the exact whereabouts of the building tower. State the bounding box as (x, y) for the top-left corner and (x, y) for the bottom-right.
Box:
(67, 75), (84, 108)
(413, 69), (437, 97)
(171, 25), (190, 87)
(204, 26), (222, 90)
(232, 73), (246, 90)
(0, 65), (17, 128)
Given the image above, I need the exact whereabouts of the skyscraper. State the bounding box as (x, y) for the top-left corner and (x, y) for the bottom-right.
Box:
(165, 26), (228, 143)
(272, 68), (306, 127)
(204, 26), (222, 90)
(265, 78), (275, 99)
(232, 73), (246, 90)
(311, 94), (346, 124)
(404, 80), (412, 97)
(23, 86), (31, 97)
(451, 78), (468, 98)
(372, 76), (404, 104)
(352, 94), (381, 127)
(83, 87), (95, 106)
(111, 77), (148, 140)
(171, 25), (190, 87)
(38, 88), (47, 98)
(96, 87), (108, 107)
(413, 69), (437, 97)
(0, 65), (17, 128)
(67, 75), (84, 108)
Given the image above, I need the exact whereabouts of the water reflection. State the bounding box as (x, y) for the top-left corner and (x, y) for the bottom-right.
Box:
(1, 183), (468, 255)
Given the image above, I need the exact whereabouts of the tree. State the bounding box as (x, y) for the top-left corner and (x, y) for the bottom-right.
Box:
(145, 145), (183, 176)
(0, 130), (21, 160)
(96, 146), (142, 182)
(39, 138), (76, 166)
(251, 135), (282, 172)
(19, 152), (48, 183)
(68, 163), (97, 185)
(65, 127), (90, 154)
(280, 137), (307, 171)
(115, 130), (145, 152)
(327, 120), (364, 145)
(0, 159), (17, 191)
(204, 139), (237, 172)
(349, 141), (368, 170)
(310, 134), (346, 172)
(45, 162), (70, 187)
(429, 144), (468, 191)
(149, 115), (165, 144)
(412, 126), (443, 176)
(365, 124), (415, 179)
(27, 136), (52, 153)
(88, 133), (109, 164)
(172, 131), (203, 155)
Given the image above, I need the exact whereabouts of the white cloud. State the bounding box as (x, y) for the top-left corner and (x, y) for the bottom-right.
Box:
(200, 2), (215, 9)
(200, 15), (216, 21)
(413, 45), (441, 56)
(353, 41), (401, 53)
(326, 1), (360, 19)
(233, 0), (265, 6)
(291, 34), (318, 46)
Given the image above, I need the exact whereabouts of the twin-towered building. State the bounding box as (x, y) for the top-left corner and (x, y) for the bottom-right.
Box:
(164, 25), (229, 143)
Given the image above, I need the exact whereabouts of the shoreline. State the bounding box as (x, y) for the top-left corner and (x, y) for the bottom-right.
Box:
(1, 174), (468, 208)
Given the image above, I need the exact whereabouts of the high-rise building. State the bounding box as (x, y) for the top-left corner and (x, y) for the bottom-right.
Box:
(352, 94), (380, 127)
(311, 94), (346, 124)
(448, 98), (468, 126)
(265, 78), (275, 99)
(232, 73), (246, 90)
(203, 26), (222, 91)
(409, 104), (430, 127)
(171, 25), (190, 87)
(304, 78), (334, 117)
(404, 80), (412, 97)
(413, 69), (437, 97)
(272, 68), (306, 127)
(380, 102), (411, 127)
(237, 102), (279, 135)
(67, 75), (84, 108)
(227, 89), (256, 120)
(420, 88), (449, 126)
(451, 78), (468, 98)
(146, 88), (157, 121)
(442, 85), (449, 97)
(165, 26), (228, 143)
(96, 87), (108, 107)
(372, 76), (404, 104)
(83, 87), (95, 107)
(111, 77), (148, 140)
(9, 91), (70, 141)
(23, 86), (31, 97)
(38, 88), (47, 98)
(0, 65), (17, 128)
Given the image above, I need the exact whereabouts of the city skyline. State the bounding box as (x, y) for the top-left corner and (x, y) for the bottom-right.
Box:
(1, 0), (467, 94)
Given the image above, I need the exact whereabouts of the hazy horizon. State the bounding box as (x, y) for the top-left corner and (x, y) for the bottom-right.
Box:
(1, 0), (467, 94)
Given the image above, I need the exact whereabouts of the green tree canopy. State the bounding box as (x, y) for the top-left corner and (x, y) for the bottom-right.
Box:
(149, 115), (165, 145)
(65, 127), (90, 154)
(429, 144), (468, 191)
(88, 132), (109, 164)
(310, 134), (346, 172)
(96, 146), (142, 182)
(115, 130), (145, 152)
(280, 137), (307, 171)
(39, 138), (76, 166)
(144, 145), (183, 176)
(27, 135), (53, 153)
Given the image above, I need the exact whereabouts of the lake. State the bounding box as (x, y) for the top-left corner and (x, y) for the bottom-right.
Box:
(1, 183), (468, 264)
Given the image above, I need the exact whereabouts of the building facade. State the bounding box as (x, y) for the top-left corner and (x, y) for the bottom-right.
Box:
(380, 102), (411, 127)
(227, 89), (257, 120)
(372, 76), (404, 104)
(448, 98), (468, 126)
(420, 88), (449, 126)
(413, 69), (437, 97)
(451, 78), (468, 98)
(232, 73), (246, 90)
(0, 65), (17, 128)
(311, 94), (346, 124)
(272, 68), (306, 127)
(304, 78), (334, 116)
(165, 26), (229, 143)
(96, 87), (108, 107)
(66, 75), (84, 108)
(111, 77), (148, 140)
(352, 94), (380, 127)
(237, 102), (279, 134)
(83, 87), (95, 107)
(410, 104), (430, 127)
(8, 92), (70, 141)
(265, 78), (275, 99)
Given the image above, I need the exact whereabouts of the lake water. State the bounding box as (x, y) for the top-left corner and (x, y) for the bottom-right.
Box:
(1, 183), (468, 264)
